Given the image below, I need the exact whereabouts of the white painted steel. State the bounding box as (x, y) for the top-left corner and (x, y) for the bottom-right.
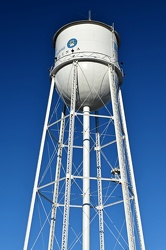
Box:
(82, 106), (90, 250)
(23, 19), (145, 250)
(48, 109), (66, 250)
(61, 62), (77, 250)
(23, 77), (55, 250)
(54, 22), (118, 64)
(55, 62), (114, 110)
(118, 90), (146, 250)
(95, 127), (105, 250)
(108, 66), (136, 250)
(52, 21), (122, 110)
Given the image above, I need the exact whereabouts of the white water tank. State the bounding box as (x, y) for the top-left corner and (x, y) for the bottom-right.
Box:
(51, 20), (123, 110)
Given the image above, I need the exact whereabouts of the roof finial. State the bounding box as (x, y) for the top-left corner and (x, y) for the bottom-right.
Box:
(88, 10), (91, 21)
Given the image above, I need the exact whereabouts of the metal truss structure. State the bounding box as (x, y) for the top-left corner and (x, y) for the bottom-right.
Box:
(23, 63), (145, 250)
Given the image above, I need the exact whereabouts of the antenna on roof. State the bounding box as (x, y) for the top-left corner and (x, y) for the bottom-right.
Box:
(88, 10), (91, 21)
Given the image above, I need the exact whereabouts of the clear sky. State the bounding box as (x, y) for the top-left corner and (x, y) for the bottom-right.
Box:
(0, 0), (166, 249)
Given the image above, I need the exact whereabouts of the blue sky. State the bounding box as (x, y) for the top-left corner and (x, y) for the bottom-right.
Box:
(0, 0), (166, 249)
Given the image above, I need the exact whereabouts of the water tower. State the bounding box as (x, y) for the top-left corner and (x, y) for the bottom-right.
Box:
(23, 20), (146, 250)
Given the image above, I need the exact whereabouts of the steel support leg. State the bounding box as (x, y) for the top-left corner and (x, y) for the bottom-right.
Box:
(23, 77), (55, 250)
(95, 116), (105, 250)
(48, 106), (66, 250)
(118, 90), (146, 250)
(108, 65), (136, 250)
(61, 61), (77, 250)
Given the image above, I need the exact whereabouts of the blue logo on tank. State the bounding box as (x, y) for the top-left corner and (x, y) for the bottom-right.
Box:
(67, 38), (77, 48)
